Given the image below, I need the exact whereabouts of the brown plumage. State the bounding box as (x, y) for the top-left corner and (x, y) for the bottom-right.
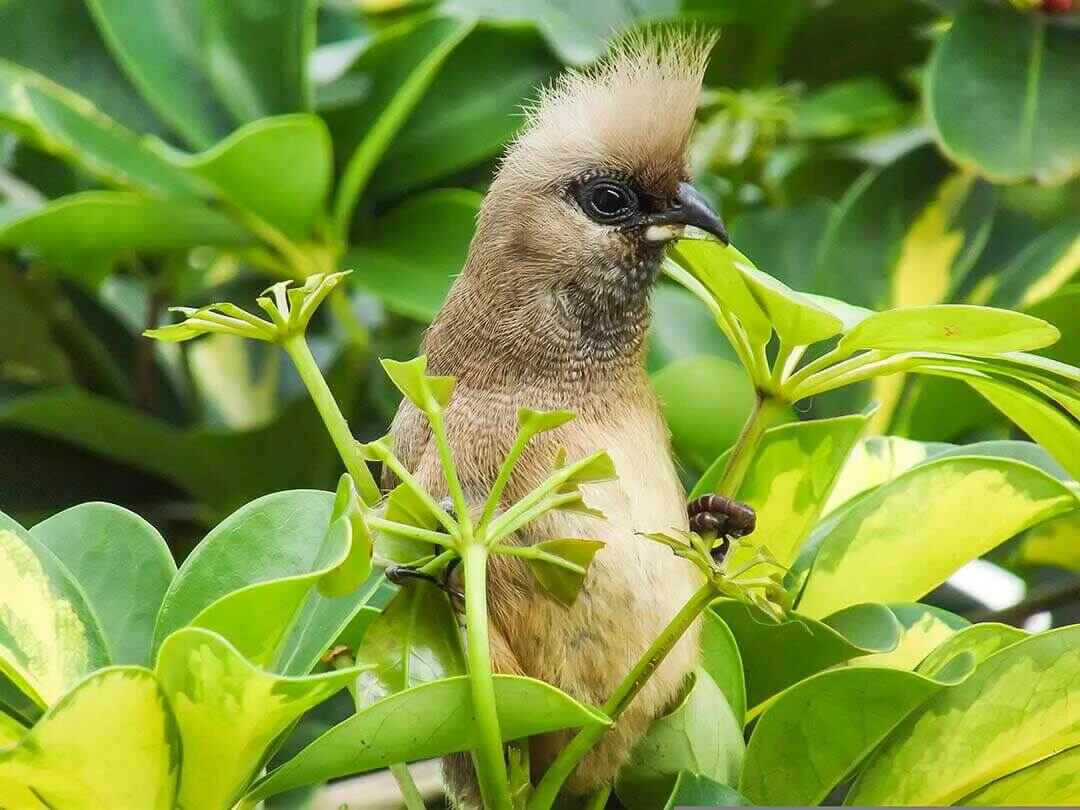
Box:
(386, 29), (726, 805)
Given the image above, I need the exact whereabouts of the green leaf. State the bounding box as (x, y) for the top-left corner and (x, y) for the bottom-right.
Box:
(700, 610), (746, 725)
(346, 189), (481, 320)
(318, 475), (375, 599)
(798, 457), (1078, 617)
(732, 201), (835, 293)
(649, 282), (741, 372)
(652, 356), (758, 473)
(740, 662), (971, 807)
(853, 604), (969, 671)
(517, 408), (575, 436)
(616, 669), (744, 810)
(355, 581), (464, 706)
(672, 241), (772, 345)
(200, 0), (315, 121)
(0, 514), (108, 707)
(736, 250), (845, 347)
(792, 76), (904, 139)
(0, 667), (179, 808)
(925, 1), (1080, 185)
(0, 60), (198, 195)
(371, 23), (558, 197)
(823, 435), (948, 515)
(710, 600), (900, 713)
(326, 13), (475, 234)
(156, 627), (356, 810)
(1013, 510), (1080, 572)
(172, 114), (331, 239)
(850, 626), (1080, 805)
(965, 377), (1080, 482)
(85, 0), (235, 148)
(153, 490), (334, 649)
(839, 305), (1060, 356)
(380, 355), (456, 412)
(662, 773), (750, 808)
(916, 623), (1027, 680)
(961, 745), (1080, 806)
(0, 191), (254, 284)
(815, 144), (951, 308)
(525, 539), (605, 607)
(985, 221), (1080, 309)
(694, 413), (870, 569)
(0, 265), (71, 385)
(0, 0), (167, 135)
(30, 503), (175, 667)
(0, 709), (24, 748)
(244, 674), (610, 802)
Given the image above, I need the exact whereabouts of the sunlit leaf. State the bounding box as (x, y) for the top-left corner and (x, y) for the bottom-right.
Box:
(798, 457), (1077, 617)
(962, 745), (1080, 806)
(0, 667), (179, 808)
(850, 626), (1080, 805)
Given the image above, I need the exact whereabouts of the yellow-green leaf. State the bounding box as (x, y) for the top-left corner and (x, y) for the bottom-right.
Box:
(0, 520), (108, 707)
(850, 626), (1080, 805)
(672, 241), (772, 344)
(0, 711), (25, 748)
(156, 627), (357, 810)
(0, 667), (179, 808)
(822, 436), (946, 515)
(962, 745), (1080, 806)
(798, 457), (1077, 617)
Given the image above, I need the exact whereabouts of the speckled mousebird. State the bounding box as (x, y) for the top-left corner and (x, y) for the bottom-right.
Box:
(385, 30), (735, 805)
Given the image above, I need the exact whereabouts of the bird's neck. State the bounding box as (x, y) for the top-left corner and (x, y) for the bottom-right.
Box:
(423, 265), (655, 401)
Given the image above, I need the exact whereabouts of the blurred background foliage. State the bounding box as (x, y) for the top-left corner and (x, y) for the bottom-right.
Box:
(0, 0), (1076, 613)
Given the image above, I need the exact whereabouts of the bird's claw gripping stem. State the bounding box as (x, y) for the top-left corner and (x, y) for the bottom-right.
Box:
(687, 494), (756, 563)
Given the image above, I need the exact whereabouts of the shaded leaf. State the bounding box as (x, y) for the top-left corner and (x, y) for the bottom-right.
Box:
(526, 539), (605, 607)
(30, 503), (175, 667)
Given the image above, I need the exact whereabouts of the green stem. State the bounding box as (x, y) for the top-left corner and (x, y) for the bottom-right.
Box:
(494, 544), (586, 574)
(283, 335), (381, 504)
(462, 543), (513, 810)
(367, 516), (455, 548)
(390, 763), (427, 810)
(584, 783), (612, 810)
(376, 450), (458, 533)
(527, 583), (717, 810)
(714, 394), (783, 498)
(477, 428), (532, 535)
(487, 492), (581, 544)
(427, 406), (474, 538)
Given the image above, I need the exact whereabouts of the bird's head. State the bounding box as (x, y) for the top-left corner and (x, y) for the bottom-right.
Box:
(477, 29), (723, 298)
(431, 30), (723, 388)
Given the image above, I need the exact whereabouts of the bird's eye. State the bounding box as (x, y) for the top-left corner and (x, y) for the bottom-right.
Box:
(579, 179), (638, 224)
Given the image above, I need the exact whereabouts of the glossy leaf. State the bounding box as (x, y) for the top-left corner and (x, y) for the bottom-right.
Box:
(740, 662), (971, 807)
(0, 514), (108, 707)
(672, 241), (772, 345)
(694, 413), (869, 568)
(200, 0), (314, 121)
(839, 305), (1060, 356)
(925, 1), (1080, 185)
(318, 475), (374, 599)
(156, 627), (356, 810)
(815, 144), (950, 308)
(355, 581), (464, 706)
(153, 490), (335, 648)
(710, 600), (900, 712)
(0, 192), (254, 284)
(823, 435), (949, 515)
(850, 626), (1080, 805)
(244, 674), (609, 802)
(853, 604), (969, 671)
(966, 377), (1080, 482)
(798, 457), (1078, 617)
(962, 746), (1080, 806)
(86, 0), (235, 148)
(917, 623), (1028, 679)
(662, 772), (750, 808)
(173, 114), (331, 238)
(0, 667), (179, 808)
(526, 539), (605, 607)
(324, 13), (474, 232)
(372, 23), (558, 197)
(30, 503), (175, 667)
(1012, 510), (1080, 572)
(616, 670), (744, 810)
(0, 60), (198, 195)
(346, 189), (481, 321)
(700, 610), (746, 725)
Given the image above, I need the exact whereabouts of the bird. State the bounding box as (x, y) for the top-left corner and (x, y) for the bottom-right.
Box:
(385, 29), (731, 805)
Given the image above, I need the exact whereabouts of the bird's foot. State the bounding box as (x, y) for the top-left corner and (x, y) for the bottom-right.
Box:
(687, 494), (757, 563)
(385, 557), (463, 607)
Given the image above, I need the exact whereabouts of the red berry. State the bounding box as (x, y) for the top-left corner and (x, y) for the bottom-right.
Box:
(1042, 0), (1073, 14)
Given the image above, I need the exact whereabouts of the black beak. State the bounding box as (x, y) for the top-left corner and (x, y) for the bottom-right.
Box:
(660, 182), (729, 245)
